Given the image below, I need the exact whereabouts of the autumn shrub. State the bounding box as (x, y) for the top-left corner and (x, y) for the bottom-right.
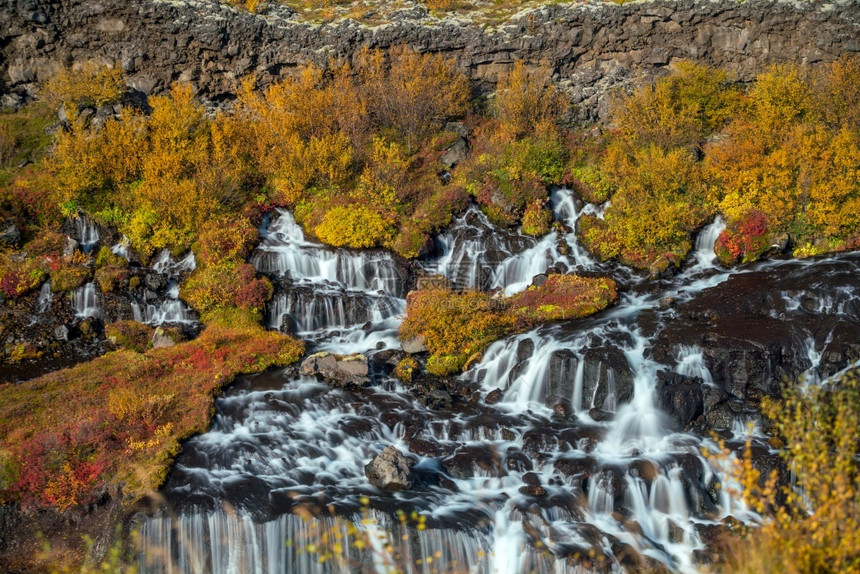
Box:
(0, 256), (48, 298)
(40, 62), (125, 110)
(104, 321), (153, 353)
(611, 61), (741, 150)
(393, 357), (419, 383)
(400, 288), (513, 375)
(314, 205), (397, 249)
(0, 309), (304, 510)
(569, 165), (614, 204)
(356, 46), (470, 151)
(50, 265), (91, 293)
(400, 274), (616, 375)
(493, 61), (570, 142)
(508, 274), (617, 329)
(706, 57), (860, 259)
(582, 144), (709, 269)
(722, 369), (860, 573)
(7, 342), (43, 362)
(520, 198), (553, 236)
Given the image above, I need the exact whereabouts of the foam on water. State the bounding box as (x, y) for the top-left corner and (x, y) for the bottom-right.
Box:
(136, 197), (860, 573)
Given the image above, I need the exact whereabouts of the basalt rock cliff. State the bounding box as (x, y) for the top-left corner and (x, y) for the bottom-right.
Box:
(2, 0), (859, 120)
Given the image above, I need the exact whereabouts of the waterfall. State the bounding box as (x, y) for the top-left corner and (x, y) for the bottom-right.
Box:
(73, 283), (102, 318)
(75, 216), (100, 254)
(690, 215), (726, 271)
(136, 193), (860, 573)
(111, 236), (132, 261)
(36, 281), (52, 314)
(423, 188), (598, 295)
(132, 250), (197, 326)
(251, 210), (405, 338)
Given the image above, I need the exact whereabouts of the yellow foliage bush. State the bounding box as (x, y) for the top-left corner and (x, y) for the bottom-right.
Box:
(313, 205), (396, 249)
(493, 61), (569, 142)
(612, 61), (741, 149)
(719, 370), (860, 573)
(40, 62), (125, 109)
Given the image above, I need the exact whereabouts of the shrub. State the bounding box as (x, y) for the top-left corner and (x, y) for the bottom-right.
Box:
(493, 61), (570, 142)
(720, 369), (860, 573)
(400, 275), (616, 374)
(393, 357), (419, 383)
(94, 265), (129, 293)
(314, 205), (396, 249)
(570, 165), (614, 204)
(0, 309), (304, 510)
(611, 60), (741, 149)
(0, 257), (48, 298)
(7, 342), (43, 362)
(104, 321), (153, 353)
(586, 144), (708, 268)
(508, 274), (618, 330)
(50, 265), (91, 293)
(40, 62), (125, 109)
(520, 199), (553, 236)
(400, 288), (513, 373)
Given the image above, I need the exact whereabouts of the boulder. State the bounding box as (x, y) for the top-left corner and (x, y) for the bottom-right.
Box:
(439, 136), (468, 168)
(299, 352), (370, 387)
(151, 326), (177, 349)
(401, 335), (427, 354)
(364, 446), (414, 491)
(144, 273), (167, 291)
(62, 236), (79, 257)
(0, 220), (21, 247)
(655, 370), (704, 429)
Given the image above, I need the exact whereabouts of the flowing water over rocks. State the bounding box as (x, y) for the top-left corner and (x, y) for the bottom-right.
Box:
(136, 191), (860, 573)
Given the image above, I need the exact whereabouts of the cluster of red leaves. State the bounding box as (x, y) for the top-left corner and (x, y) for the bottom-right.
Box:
(715, 210), (771, 264)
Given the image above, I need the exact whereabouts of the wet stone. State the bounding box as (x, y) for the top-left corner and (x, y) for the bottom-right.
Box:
(485, 388), (504, 404)
(522, 472), (541, 486)
(364, 446), (414, 491)
(518, 485), (547, 497)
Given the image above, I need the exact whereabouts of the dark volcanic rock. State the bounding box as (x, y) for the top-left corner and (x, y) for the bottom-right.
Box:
(443, 445), (504, 479)
(0, 219), (21, 246)
(3, 0), (858, 121)
(365, 446), (414, 491)
(655, 370), (704, 429)
(299, 352), (370, 387)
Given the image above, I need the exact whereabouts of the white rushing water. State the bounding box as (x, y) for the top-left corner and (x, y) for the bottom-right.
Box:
(73, 282), (102, 318)
(251, 210), (406, 337)
(137, 194), (860, 574)
(131, 249), (197, 325)
(75, 215), (100, 254)
(423, 188), (597, 295)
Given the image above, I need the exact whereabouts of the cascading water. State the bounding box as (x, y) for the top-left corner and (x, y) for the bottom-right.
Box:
(73, 282), (102, 318)
(422, 188), (597, 295)
(36, 281), (52, 314)
(75, 216), (101, 254)
(251, 210), (406, 338)
(137, 195), (860, 573)
(131, 250), (197, 325)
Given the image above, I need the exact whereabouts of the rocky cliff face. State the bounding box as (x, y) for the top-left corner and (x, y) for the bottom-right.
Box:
(2, 0), (859, 119)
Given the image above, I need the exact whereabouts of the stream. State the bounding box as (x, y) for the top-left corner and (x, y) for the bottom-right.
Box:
(136, 189), (860, 573)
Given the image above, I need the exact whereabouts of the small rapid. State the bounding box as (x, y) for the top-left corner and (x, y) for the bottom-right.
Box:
(137, 191), (860, 573)
(131, 250), (197, 325)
